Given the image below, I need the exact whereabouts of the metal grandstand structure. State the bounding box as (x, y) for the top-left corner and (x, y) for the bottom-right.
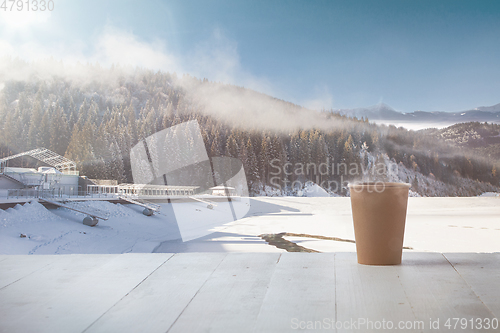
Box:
(0, 148), (78, 175)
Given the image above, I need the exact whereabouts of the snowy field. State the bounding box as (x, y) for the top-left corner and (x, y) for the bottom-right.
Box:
(1, 197), (499, 255)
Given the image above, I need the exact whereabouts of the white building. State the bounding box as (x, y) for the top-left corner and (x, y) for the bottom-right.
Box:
(0, 167), (79, 197)
(210, 185), (237, 196)
(0, 148), (80, 198)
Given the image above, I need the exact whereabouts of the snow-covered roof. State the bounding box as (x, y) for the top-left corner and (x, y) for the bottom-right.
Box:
(0, 148), (77, 174)
(38, 167), (62, 174)
(3, 167), (38, 173)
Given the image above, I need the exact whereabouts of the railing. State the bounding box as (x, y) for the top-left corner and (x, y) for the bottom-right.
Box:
(87, 185), (120, 195)
(1, 186), (205, 200)
(5, 188), (60, 199)
(61, 171), (80, 176)
(2, 188), (120, 200)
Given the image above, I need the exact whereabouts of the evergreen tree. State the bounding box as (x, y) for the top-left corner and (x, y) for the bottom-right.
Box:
(50, 106), (70, 155)
(245, 138), (258, 184)
(27, 100), (43, 149)
(259, 135), (270, 185)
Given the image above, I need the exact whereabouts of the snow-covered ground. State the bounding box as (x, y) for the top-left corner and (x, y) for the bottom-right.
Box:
(0, 200), (181, 255)
(1, 196), (499, 254)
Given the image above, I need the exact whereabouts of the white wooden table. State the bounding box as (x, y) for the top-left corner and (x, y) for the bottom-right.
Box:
(1, 252), (499, 332)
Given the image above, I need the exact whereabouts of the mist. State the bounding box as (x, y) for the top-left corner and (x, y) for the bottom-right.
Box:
(177, 76), (348, 132)
(0, 25), (347, 133)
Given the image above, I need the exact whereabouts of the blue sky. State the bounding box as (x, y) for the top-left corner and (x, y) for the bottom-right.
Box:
(1, 0), (500, 112)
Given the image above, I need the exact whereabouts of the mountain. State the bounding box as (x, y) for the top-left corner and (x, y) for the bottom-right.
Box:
(333, 103), (407, 120)
(333, 103), (500, 126)
(474, 103), (500, 112)
(422, 122), (500, 160)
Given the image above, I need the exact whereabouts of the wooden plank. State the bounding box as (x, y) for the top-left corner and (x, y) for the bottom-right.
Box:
(254, 253), (336, 332)
(0, 254), (120, 333)
(168, 253), (280, 333)
(84, 253), (227, 333)
(444, 253), (500, 319)
(0, 253), (172, 333)
(335, 252), (416, 332)
(0, 255), (60, 289)
(1, 253), (498, 333)
(393, 253), (495, 332)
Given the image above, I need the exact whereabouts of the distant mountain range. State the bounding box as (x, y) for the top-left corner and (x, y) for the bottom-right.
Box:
(333, 102), (500, 126)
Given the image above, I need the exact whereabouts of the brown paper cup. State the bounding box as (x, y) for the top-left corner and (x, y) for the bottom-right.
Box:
(348, 182), (410, 265)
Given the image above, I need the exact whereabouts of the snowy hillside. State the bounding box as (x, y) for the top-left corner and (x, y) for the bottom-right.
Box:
(0, 61), (498, 197)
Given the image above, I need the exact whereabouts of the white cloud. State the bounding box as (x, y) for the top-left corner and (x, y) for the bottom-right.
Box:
(0, 26), (181, 70)
(0, 24), (185, 87)
(0, 24), (343, 131)
(0, 6), (52, 31)
(185, 28), (275, 96)
(301, 85), (334, 111)
(188, 28), (239, 82)
(0, 24), (272, 94)
(90, 26), (182, 72)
